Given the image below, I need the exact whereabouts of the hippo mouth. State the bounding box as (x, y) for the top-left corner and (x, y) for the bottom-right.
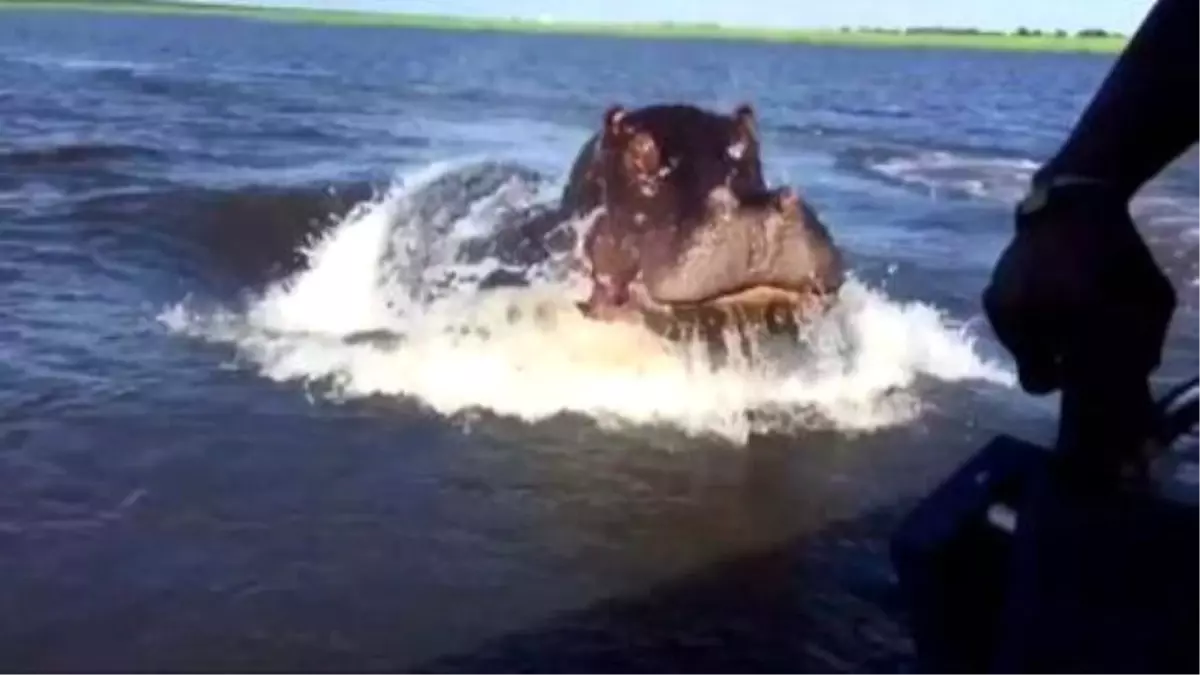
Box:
(635, 187), (844, 312)
(628, 285), (838, 343)
(639, 283), (828, 312)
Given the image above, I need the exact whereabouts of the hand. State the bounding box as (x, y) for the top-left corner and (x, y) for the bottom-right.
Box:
(982, 184), (1176, 396)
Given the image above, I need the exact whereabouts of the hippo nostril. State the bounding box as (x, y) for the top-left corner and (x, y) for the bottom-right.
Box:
(706, 186), (739, 214)
(774, 187), (800, 216)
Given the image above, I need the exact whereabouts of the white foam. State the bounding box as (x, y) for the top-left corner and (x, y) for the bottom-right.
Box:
(868, 150), (1038, 202)
(870, 151), (1199, 232)
(160, 162), (1015, 445)
(11, 53), (163, 75)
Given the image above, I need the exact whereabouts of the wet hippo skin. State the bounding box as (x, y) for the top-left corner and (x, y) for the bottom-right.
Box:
(563, 102), (845, 328)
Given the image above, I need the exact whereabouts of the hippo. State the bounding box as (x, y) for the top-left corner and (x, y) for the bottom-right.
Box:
(564, 102), (845, 341)
(465, 101), (845, 347)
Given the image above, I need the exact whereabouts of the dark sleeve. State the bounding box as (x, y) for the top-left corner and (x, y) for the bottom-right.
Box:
(1038, 0), (1198, 200)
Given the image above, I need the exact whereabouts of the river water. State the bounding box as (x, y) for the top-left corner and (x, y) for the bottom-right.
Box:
(0, 10), (1196, 672)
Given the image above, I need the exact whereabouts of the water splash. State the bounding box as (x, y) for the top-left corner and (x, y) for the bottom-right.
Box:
(161, 161), (1015, 444)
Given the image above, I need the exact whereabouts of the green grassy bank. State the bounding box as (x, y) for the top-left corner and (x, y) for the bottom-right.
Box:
(0, 0), (1128, 54)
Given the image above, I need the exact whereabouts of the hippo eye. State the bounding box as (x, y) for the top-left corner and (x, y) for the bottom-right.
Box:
(727, 141), (746, 161)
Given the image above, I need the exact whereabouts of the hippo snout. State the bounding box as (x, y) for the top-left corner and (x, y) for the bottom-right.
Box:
(639, 186), (845, 306)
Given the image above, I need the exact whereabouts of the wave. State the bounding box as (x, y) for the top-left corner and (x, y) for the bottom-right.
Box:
(0, 142), (164, 170)
(858, 147), (1199, 224)
(854, 144), (1200, 312)
(860, 148), (1039, 203)
(159, 159), (1014, 444)
(3, 53), (163, 75)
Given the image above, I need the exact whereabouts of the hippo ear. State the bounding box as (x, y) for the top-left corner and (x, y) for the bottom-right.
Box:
(734, 104), (757, 137)
(604, 105), (627, 129)
(731, 103), (759, 154)
(601, 105), (629, 148)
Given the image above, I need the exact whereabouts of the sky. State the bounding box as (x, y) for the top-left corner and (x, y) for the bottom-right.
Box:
(215, 0), (1156, 34)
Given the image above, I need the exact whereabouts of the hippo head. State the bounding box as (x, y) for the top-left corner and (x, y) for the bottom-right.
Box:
(576, 101), (845, 336)
(597, 103), (766, 227)
(636, 185), (845, 309)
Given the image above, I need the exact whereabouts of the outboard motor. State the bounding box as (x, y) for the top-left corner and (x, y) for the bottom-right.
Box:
(890, 354), (1199, 673)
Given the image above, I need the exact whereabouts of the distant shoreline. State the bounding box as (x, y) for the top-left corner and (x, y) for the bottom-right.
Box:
(0, 0), (1128, 54)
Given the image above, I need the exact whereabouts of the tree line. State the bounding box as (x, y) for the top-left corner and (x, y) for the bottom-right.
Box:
(842, 26), (1123, 39)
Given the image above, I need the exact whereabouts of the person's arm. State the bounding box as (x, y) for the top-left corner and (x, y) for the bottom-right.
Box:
(1037, 0), (1198, 201)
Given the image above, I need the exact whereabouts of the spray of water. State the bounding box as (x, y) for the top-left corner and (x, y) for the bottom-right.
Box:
(160, 160), (1015, 444)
